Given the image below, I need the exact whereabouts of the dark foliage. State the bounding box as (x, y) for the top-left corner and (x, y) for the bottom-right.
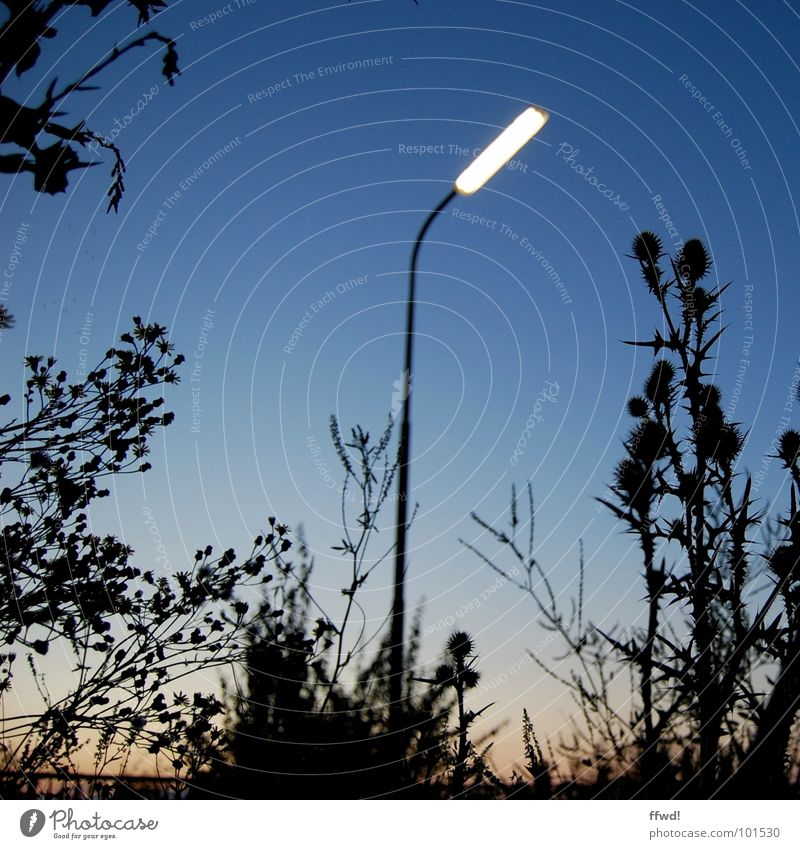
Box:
(463, 234), (800, 799)
(0, 1), (179, 210)
(602, 233), (800, 797)
(0, 321), (292, 795)
(205, 426), (503, 799)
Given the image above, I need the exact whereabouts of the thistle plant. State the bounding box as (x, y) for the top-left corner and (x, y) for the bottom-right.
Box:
(432, 631), (491, 795)
(599, 231), (800, 795)
(463, 233), (800, 798)
(736, 432), (800, 793)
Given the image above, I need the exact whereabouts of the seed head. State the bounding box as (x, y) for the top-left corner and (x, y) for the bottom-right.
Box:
(627, 396), (649, 418)
(645, 360), (675, 409)
(778, 430), (800, 469)
(677, 238), (712, 284)
(447, 631), (474, 660)
(632, 231), (663, 263)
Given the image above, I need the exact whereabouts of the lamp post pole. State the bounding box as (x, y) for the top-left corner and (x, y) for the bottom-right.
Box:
(388, 188), (457, 723)
(386, 105), (549, 742)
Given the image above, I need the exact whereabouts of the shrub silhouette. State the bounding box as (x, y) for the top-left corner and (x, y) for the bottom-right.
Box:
(7, 231), (799, 799)
(601, 232), (800, 796)
(210, 425), (479, 799)
(464, 234), (800, 799)
(218, 597), (454, 799)
(218, 603), (500, 798)
(0, 321), (292, 796)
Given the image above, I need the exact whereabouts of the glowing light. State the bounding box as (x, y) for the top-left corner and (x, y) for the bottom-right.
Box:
(454, 105), (549, 195)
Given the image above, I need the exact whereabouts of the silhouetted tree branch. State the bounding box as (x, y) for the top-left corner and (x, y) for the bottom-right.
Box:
(0, 319), (292, 793)
(0, 1), (179, 211)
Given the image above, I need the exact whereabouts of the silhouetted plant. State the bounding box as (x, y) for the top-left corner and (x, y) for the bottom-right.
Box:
(214, 425), (518, 799)
(0, 320), (293, 796)
(0, 1), (179, 210)
(463, 233), (800, 799)
(733, 442), (800, 794)
(504, 708), (552, 798)
(218, 574), (454, 798)
(598, 231), (800, 796)
(522, 708), (551, 794)
(463, 484), (663, 794)
(323, 416), (399, 705)
(430, 630), (494, 796)
(215, 420), (442, 799)
(0, 303), (13, 330)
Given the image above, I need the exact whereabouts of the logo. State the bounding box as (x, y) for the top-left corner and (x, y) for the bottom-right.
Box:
(391, 369), (411, 420)
(20, 809), (45, 837)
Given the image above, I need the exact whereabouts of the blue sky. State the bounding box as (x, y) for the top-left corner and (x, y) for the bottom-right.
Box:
(2, 0), (800, 774)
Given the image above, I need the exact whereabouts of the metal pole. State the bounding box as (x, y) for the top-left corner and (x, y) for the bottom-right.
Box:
(389, 188), (456, 730)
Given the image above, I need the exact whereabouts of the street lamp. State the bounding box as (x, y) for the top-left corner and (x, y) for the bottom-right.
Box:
(388, 104), (549, 726)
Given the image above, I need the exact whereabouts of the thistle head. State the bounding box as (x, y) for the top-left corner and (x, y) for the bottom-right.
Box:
(713, 423), (744, 467)
(632, 231), (663, 264)
(767, 545), (800, 582)
(435, 663), (456, 686)
(677, 238), (712, 284)
(447, 631), (474, 661)
(461, 668), (480, 690)
(645, 360), (676, 409)
(627, 396), (649, 418)
(630, 419), (669, 466)
(699, 383), (722, 413)
(632, 231), (664, 294)
(614, 458), (654, 512)
(778, 430), (800, 469)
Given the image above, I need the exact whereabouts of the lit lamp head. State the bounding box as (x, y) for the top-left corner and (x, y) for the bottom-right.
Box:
(454, 105), (549, 195)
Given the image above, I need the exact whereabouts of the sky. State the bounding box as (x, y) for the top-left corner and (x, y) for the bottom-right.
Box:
(2, 0), (800, 778)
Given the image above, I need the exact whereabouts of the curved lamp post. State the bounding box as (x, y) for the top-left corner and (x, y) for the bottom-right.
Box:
(389, 105), (550, 725)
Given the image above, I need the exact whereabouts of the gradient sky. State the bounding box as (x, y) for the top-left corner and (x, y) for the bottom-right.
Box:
(2, 0), (800, 777)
